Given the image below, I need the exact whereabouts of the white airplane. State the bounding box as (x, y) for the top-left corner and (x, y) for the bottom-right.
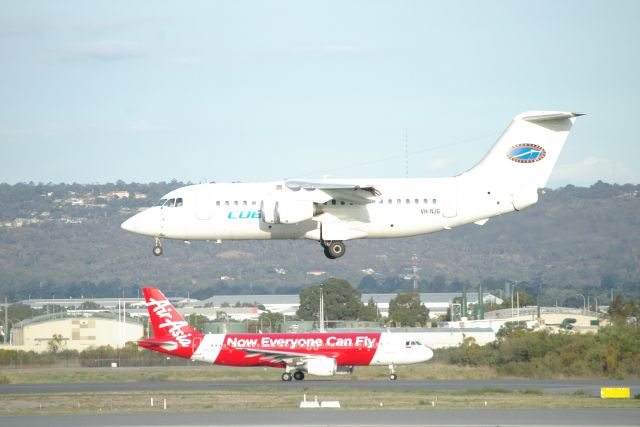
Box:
(121, 111), (583, 259)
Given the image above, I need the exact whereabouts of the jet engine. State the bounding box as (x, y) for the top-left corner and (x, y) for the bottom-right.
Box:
(304, 357), (337, 377)
(261, 200), (316, 224)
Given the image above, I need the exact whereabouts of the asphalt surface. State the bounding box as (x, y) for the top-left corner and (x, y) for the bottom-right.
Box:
(1, 409), (640, 427)
(2, 378), (640, 396)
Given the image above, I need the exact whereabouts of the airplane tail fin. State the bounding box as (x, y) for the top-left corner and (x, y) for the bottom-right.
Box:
(138, 287), (203, 359)
(463, 111), (583, 191)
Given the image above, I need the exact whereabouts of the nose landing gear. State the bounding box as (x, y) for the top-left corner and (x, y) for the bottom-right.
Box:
(152, 238), (163, 256)
(388, 364), (398, 380)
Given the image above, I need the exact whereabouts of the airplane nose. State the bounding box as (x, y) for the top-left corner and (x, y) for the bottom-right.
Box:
(423, 347), (434, 362)
(121, 216), (138, 233)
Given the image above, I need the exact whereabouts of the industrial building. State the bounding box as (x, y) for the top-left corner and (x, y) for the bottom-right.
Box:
(9, 312), (143, 353)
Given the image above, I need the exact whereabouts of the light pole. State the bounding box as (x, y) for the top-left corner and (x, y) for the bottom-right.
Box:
(510, 283), (519, 322)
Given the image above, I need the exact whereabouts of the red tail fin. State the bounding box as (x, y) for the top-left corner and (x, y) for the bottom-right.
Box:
(139, 288), (203, 358)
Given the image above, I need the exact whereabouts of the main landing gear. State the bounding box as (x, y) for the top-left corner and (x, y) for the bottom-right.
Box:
(152, 238), (163, 256)
(281, 370), (305, 381)
(388, 364), (398, 381)
(321, 240), (345, 259)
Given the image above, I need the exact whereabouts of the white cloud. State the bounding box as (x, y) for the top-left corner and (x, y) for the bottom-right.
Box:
(51, 40), (148, 62)
(550, 156), (639, 187)
(0, 124), (73, 140)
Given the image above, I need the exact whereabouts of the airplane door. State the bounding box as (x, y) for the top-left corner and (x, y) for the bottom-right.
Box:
(196, 192), (212, 220)
(442, 180), (458, 218)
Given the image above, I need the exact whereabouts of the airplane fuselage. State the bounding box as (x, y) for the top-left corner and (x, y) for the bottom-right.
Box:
(123, 176), (523, 241)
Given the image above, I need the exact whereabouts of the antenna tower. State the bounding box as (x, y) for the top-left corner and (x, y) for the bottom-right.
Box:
(405, 130), (409, 178)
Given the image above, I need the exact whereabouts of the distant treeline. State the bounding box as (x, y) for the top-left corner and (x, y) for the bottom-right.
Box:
(0, 181), (639, 304)
(436, 320), (640, 379)
(0, 342), (193, 372)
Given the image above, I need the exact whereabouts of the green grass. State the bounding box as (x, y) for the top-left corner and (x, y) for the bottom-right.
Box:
(0, 387), (639, 416)
(0, 363), (499, 384)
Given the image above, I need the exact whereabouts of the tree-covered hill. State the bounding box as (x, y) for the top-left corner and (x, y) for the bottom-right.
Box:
(0, 181), (638, 304)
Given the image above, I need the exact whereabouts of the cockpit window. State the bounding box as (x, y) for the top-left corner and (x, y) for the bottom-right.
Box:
(158, 197), (183, 208)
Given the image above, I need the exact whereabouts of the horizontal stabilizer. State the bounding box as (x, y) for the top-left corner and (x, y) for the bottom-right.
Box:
(520, 112), (585, 122)
(137, 339), (178, 351)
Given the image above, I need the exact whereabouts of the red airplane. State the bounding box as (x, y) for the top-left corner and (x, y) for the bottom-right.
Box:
(138, 288), (433, 380)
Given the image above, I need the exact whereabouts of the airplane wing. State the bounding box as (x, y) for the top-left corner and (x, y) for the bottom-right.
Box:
(285, 180), (381, 204)
(237, 347), (335, 364)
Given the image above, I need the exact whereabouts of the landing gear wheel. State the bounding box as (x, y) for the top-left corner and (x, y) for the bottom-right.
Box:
(152, 245), (163, 256)
(323, 241), (345, 259)
(293, 371), (305, 381)
(388, 363), (397, 380)
(281, 372), (293, 381)
(323, 246), (336, 259)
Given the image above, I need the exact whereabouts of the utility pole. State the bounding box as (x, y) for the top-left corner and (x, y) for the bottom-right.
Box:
(319, 285), (325, 333)
(412, 254), (418, 292)
(477, 283), (485, 320)
(4, 296), (7, 345)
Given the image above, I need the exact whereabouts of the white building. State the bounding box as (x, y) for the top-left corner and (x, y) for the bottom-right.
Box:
(9, 312), (143, 353)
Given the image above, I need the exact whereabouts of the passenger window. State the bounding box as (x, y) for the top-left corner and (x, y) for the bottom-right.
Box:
(388, 199), (392, 204)
(243, 201), (247, 206)
(406, 199), (410, 204)
(379, 199), (383, 204)
(175, 198), (183, 207)
(234, 201), (238, 206)
(397, 199), (401, 204)
(331, 200), (336, 205)
(225, 201), (229, 206)
(414, 199), (419, 204)
(432, 199), (437, 204)
(216, 201), (220, 206)
(252, 201), (257, 206)
(423, 199), (428, 204)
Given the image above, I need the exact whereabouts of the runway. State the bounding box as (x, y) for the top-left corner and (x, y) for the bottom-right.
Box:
(2, 380), (639, 426)
(1, 409), (639, 427)
(2, 378), (640, 396)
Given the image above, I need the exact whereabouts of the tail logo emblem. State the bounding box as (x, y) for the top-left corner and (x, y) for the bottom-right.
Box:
(507, 144), (546, 163)
(146, 297), (192, 347)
